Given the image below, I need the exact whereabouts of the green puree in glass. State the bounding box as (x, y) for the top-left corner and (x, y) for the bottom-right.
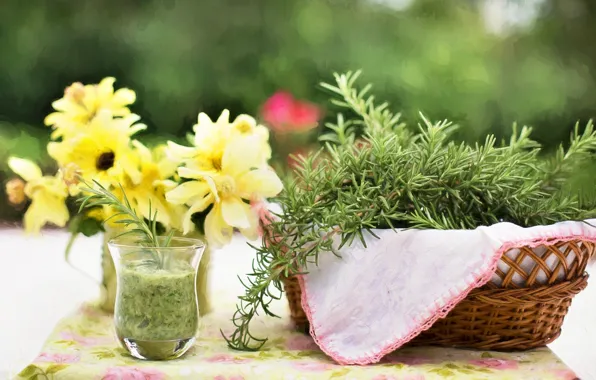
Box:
(115, 260), (198, 341)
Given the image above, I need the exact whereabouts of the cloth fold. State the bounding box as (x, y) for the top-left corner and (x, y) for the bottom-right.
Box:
(298, 220), (596, 365)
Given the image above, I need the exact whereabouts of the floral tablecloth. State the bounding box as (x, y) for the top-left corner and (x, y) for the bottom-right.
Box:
(14, 302), (578, 380)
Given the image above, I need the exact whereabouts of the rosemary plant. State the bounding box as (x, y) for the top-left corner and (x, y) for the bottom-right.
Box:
(78, 178), (174, 268)
(224, 71), (596, 351)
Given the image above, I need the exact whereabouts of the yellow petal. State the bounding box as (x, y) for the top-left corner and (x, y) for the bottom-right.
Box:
(24, 192), (69, 233)
(232, 114), (257, 134)
(119, 155), (142, 186)
(166, 181), (211, 205)
(44, 112), (62, 127)
(91, 109), (114, 126)
(216, 109), (230, 124)
(221, 197), (251, 229)
(8, 157), (42, 181)
(182, 194), (215, 234)
(136, 194), (171, 228)
(97, 77), (116, 100)
(51, 98), (83, 114)
(166, 141), (196, 162)
(256, 124), (270, 141)
(239, 209), (259, 241)
(236, 168), (283, 199)
(132, 140), (152, 163)
(112, 88), (136, 107)
(222, 135), (265, 176)
(197, 112), (214, 125)
(177, 167), (204, 180)
(204, 205), (233, 247)
(157, 179), (179, 191)
(47, 142), (64, 163)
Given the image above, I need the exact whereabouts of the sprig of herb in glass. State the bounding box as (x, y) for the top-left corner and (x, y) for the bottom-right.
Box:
(78, 178), (174, 268)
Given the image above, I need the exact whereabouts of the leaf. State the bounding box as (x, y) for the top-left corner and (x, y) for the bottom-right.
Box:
(67, 213), (83, 234)
(436, 369), (455, 377)
(481, 352), (493, 358)
(17, 365), (38, 378)
(257, 351), (274, 359)
(92, 349), (116, 359)
(78, 217), (104, 237)
(46, 364), (68, 374)
(475, 368), (493, 373)
(329, 368), (351, 378)
(54, 340), (76, 347)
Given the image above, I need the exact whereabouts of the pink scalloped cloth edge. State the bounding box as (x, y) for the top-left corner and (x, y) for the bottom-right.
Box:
(296, 226), (596, 365)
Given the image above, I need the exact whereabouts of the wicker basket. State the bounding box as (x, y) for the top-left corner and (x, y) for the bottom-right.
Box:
(282, 239), (595, 350)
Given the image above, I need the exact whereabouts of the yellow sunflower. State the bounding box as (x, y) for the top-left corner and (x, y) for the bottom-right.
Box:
(95, 141), (184, 230)
(7, 157), (69, 233)
(44, 77), (136, 139)
(166, 134), (282, 247)
(47, 109), (145, 185)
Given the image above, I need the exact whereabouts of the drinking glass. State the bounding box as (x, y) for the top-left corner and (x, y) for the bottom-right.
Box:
(108, 236), (205, 360)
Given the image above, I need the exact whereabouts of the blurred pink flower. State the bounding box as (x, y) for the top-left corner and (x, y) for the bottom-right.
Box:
(262, 92), (321, 133)
(205, 354), (251, 364)
(214, 376), (245, 380)
(291, 361), (336, 372)
(285, 335), (319, 351)
(552, 369), (579, 380)
(469, 358), (518, 370)
(251, 198), (273, 237)
(35, 352), (80, 364)
(102, 366), (165, 380)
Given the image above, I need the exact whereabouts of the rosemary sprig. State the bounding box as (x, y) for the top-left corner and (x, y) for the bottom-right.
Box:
(224, 71), (596, 351)
(78, 178), (175, 267)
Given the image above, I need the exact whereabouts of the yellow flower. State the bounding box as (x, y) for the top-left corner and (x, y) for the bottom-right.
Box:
(166, 135), (283, 246)
(230, 114), (271, 161)
(166, 110), (232, 172)
(100, 141), (184, 230)
(47, 109), (146, 185)
(45, 77), (136, 139)
(166, 110), (272, 173)
(7, 157), (69, 233)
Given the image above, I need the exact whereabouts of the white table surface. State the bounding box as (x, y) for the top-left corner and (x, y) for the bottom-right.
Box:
(1, 229), (595, 379)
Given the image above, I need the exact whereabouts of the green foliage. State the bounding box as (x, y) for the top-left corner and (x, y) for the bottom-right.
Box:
(0, 0), (595, 140)
(63, 213), (106, 275)
(17, 363), (67, 380)
(225, 71), (596, 351)
(3, 0), (596, 221)
(68, 213), (104, 238)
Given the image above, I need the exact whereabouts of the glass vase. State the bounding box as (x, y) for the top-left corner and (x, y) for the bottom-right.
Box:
(100, 229), (212, 316)
(108, 236), (205, 360)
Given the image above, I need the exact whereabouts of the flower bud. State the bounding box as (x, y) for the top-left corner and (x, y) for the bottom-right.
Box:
(59, 163), (82, 187)
(6, 178), (26, 205)
(64, 82), (86, 104)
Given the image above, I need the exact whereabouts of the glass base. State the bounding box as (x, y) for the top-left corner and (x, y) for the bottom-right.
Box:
(120, 336), (195, 360)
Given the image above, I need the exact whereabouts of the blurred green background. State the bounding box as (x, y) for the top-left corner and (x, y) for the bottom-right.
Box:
(2, 0), (596, 222)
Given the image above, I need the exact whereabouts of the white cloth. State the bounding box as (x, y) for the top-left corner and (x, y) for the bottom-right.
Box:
(299, 220), (596, 365)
